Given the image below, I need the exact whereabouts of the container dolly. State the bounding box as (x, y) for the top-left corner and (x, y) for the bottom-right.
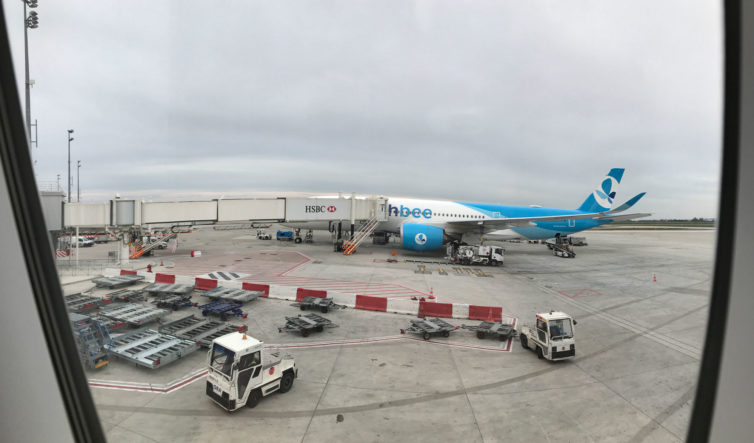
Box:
(98, 303), (169, 327)
(462, 318), (516, 341)
(202, 286), (262, 304)
(292, 296), (346, 313)
(107, 288), (145, 303)
(65, 293), (113, 313)
(196, 300), (248, 321)
(105, 329), (200, 369)
(278, 313), (338, 337)
(401, 317), (460, 340)
(153, 294), (194, 311)
(92, 274), (145, 289)
(159, 314), (248, 348)
(142, 283), (195, 297)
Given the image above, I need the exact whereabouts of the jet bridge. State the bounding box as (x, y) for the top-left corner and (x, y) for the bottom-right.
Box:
(62, 195), (387, 229)
(60, 195), (387, 262)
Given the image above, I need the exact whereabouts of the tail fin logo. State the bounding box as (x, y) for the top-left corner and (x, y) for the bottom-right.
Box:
(593, 176), (619, 209)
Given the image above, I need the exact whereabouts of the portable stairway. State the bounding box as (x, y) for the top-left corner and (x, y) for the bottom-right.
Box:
(342, 217), (379, 255)
(130, 233), (178, 259)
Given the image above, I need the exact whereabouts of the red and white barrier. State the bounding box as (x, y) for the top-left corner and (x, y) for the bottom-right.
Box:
(105, 268), (509, 322)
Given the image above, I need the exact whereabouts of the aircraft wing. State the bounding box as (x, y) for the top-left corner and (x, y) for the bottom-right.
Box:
(444, 211), (608, 232)
(594, 212), (652, 222)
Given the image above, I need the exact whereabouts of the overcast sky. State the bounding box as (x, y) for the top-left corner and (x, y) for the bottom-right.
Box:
(5, 1), (722, 219)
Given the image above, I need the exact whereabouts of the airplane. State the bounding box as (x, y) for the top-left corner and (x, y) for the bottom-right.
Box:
(283, 168), (650, 251)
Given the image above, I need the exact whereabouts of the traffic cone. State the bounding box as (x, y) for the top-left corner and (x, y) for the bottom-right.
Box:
(487, 309), (494, 322)
(428, 288), (435, 300)
(653, 273), (657, 283)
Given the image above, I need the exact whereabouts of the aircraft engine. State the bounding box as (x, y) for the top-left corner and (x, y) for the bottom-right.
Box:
(400, 223), (445, 251)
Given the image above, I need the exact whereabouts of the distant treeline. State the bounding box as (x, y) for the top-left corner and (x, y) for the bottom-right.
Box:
(609, 218), (716, 227)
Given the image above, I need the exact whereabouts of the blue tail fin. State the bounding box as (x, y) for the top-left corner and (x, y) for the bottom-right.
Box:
(578, 168), (625, 212)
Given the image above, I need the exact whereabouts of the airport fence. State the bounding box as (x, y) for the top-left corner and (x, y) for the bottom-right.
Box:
(55, 258), (132, 277)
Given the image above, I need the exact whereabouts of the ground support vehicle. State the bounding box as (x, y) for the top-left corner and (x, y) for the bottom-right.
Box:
(92, 275), (144, 289)
(400, 317), (459, 340)
(142, 283), (195, 297)
(159, 315), (247, 348)
(153, 294), (194, 311)
(105, 329), (200, 369)
(278, 313), (337, 337)
(69, 312), (111, 369)
(519, 311), (577, 361)
(207, 332), (297, 411)
(569, 236), (588, 246)
(292, 296), (345, 313)
(203, 287), (262, 304)
(446, 244), (504, 266)
(65, 293), (113, 313)
(99, 303), (169, 326)
(545, 236), (576, 258)
(256, 230), (271, 240)
(462, 318), (516, 341)
(107, 289), (145, 303)
(197, 300), (248, 320)
(276, 230), (294, 241)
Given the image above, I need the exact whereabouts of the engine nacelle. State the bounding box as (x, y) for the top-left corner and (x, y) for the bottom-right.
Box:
(401, 223), (445, 251)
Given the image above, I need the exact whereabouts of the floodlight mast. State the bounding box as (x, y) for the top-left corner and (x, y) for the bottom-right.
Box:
(67, 129), (74, 202)
(22, 0), (39, 153)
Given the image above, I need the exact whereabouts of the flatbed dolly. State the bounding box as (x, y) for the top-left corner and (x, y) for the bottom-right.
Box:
(65, 293), (113, 313)
(105, 329), (200, 369)
(462, 318), (516, 340)
(278, 313), (338, 337)
(99, 303), (169, 327)
(401, 317), (460, 340)
(159, 314), (247, 347)
(196, 300), (248, 320)
(202, 286), (262, 304)
(92, 274), (144, 289)
(292, 296), (346, 313)
(142, 283), (195, 297)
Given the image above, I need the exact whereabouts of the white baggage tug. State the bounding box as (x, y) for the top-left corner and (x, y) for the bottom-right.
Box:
(206, 332), (297, 411)
(519, 311), (577, 361)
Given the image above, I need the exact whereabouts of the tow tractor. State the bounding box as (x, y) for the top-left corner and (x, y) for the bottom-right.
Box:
(206, 332), (297, 411)
(446, 243), (504, 266)
(519, 311), (577, 361)
(256, 230), (271, 240)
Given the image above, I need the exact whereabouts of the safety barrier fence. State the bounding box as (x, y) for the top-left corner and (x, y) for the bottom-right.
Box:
(104, 268), (507, 322)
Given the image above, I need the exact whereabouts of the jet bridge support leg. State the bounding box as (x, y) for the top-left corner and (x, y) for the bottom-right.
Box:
(119, 233), (130, 265)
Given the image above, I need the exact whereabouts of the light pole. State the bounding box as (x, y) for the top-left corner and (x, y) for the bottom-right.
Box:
(67, 129), (74, 202)
(22, 0), (39, 148)
(77, 160), (81, 202)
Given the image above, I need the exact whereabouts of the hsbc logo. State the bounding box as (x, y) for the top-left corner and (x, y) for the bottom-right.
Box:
(305, 205), (328, 213)
(327, 205), (336, 213)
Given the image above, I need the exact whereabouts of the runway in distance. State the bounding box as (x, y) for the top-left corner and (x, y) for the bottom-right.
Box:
(285, 168), (650, 251)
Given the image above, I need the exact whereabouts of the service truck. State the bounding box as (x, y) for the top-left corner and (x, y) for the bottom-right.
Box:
(519, 311), (577, 361)
(446, 244), (504, 266)
(206, 332), (297, 411)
